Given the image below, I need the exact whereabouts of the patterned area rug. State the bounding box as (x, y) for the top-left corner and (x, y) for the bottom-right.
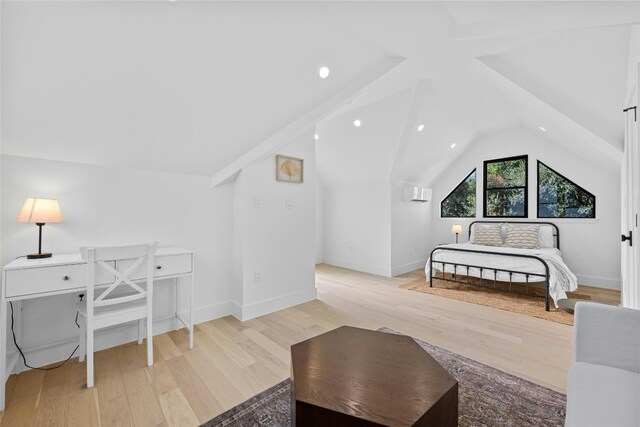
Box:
(401, 276), (591, 325)
(201, 327), (566, 427)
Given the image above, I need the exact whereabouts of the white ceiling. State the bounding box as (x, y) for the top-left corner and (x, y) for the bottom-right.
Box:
(1, 1), (389, 176)
(1, 1), (638, 184)
(316, 89), (411, 185)
(315, 1), (638, 186)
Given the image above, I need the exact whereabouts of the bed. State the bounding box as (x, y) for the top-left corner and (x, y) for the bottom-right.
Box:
(426, 221), (577, 311)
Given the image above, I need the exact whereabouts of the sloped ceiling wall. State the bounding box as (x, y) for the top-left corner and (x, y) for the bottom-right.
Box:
(1, 1), (637, 184)
(316, 89), (411, 186)
(478, 25), (630, 151)
(316, 1), (638, 187)
(1, 1), (391, 177)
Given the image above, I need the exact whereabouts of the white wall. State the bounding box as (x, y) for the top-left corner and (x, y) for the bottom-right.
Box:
(1, 138), (320, 369)
(429, 127), (621, 289)
(1, 154), (234, 368)
(390, 182), (432, 276)
(231, 135), (317, 320)
(321, 181), (433, 278)
(322, 182), (392, 276)
(315, 176), (324, 264)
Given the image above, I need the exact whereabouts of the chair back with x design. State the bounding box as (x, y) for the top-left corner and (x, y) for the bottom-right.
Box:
(83, 244), (157, 305)
(79, 242), (158, 388)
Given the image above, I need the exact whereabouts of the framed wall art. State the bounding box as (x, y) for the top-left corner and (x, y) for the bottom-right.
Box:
(276, 155), (303, 183)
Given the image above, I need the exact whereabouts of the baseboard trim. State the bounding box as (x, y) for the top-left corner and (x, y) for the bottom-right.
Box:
(11, 291), (325, 374)
(236, 288), (317, 321)
(576, 274), (620, 290)
(15, 301), (236, 374)
(323, 257), (391, 277)
(16, 314), (178, 374)
(391, 259), (428, 276)
(193, 301), (234, 324)
(230, 301), (243, 319)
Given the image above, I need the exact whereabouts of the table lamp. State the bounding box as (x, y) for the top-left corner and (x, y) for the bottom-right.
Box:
(451, 224), (463, 244)
(17, 198), (63, 259)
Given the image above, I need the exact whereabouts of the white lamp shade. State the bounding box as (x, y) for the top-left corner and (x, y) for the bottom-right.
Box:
(451, 225), (463, 235)
(17, 198), (63, 223)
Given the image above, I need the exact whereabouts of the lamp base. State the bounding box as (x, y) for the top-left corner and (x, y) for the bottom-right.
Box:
(27, 253), (52, 259)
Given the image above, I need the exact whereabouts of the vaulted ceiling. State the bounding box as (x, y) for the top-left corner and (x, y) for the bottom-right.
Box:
(1, 1), (391, 176)
(1, 1), (638, 186)
(316, 1), (638, 186)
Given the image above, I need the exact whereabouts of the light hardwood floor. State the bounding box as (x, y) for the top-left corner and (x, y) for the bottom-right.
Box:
(0, 265), (620, 427)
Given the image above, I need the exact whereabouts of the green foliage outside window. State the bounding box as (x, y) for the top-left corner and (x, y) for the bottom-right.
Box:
(484, 155), (527, 217)
(441, 169), (476, 218)
(538, 161), (595, 218)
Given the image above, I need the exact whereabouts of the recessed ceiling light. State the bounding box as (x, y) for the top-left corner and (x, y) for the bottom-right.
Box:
(354, 119), (361, 127)
(450, 143), (456, 149)
(314, 133), (319, 141)
(539, 126), (546, 132)
(417, 124), (424, 132)
(318, 67), (330, 79)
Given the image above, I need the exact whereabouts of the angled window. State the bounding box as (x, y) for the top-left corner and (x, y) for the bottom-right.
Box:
(441, 169), (476, 218)
(538, 161), (595, 218)
(484, 155), (528, 218)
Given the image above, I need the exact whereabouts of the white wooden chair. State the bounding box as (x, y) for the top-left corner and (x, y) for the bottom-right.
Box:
(78, 243), (157, 388)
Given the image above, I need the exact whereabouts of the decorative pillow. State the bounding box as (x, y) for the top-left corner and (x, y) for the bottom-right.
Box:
(499, 222), (508, 240)
(470, 224), (504, 243)
(505, 225), (540, 249)
(539, 225), (555, 248)
(471, 226), (503, 247)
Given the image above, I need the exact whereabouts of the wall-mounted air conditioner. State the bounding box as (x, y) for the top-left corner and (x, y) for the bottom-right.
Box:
(403, 186), (432, 203)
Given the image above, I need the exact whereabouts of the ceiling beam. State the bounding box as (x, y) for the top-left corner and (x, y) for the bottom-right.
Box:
(210, 56), (406, 188)
(388, 79), (429, 183)
(475, 57), (622, 164)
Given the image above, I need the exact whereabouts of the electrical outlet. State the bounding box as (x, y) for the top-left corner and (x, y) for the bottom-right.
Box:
(254, 196), (262, 208)
(254, 269), (262, 282)
(285, 198), (292, 209)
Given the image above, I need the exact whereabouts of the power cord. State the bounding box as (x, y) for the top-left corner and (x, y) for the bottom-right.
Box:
(9, 299), (81, 371)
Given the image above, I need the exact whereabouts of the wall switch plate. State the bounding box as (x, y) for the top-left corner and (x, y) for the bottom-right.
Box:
(285, 198), (292, 209)
(254, 196), (262, 208)
(254, 269), (262, 282)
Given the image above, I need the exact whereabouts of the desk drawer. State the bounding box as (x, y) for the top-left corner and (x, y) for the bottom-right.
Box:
(119, 253), (192, 281)
(4, 262), (114, 298)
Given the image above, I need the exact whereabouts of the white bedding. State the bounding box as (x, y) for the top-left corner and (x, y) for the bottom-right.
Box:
(425, 242), (578, 307)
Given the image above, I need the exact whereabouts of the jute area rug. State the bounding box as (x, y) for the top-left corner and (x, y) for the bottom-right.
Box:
(401, 275), (591, 325)
(201, 327), (566, 427)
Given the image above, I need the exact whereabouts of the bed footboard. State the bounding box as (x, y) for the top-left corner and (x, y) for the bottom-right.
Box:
(428, 247), (551, 311)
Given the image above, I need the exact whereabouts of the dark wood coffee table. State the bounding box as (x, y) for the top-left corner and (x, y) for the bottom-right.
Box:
(290, 326), (458, 426)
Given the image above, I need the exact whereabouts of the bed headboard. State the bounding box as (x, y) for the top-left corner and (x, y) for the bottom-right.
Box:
(468, 221), (560, 250)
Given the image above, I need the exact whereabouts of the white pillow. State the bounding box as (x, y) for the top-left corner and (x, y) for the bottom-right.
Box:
(471, 225), (504, 247)
(539, 225), (555, 248)
(504, 225), (540, 249)
(469, 223), (504, 243)
(470, 223), (507, 243)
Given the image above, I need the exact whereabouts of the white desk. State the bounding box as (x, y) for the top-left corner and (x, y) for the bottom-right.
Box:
(0, 246), (194, 411)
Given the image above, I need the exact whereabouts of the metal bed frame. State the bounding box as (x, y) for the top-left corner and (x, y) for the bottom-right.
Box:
(428, 221), (560, 311)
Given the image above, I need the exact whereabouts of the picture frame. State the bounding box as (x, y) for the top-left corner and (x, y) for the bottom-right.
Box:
(276, 155), (304, 183)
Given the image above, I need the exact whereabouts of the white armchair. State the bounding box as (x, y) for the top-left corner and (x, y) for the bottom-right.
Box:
(565, 302), (640, 427)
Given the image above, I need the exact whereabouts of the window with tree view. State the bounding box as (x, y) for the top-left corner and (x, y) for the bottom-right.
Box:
(441, 169), (476, 218)
(538, 161), (595, 218)
(484, 155), (528, 217)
